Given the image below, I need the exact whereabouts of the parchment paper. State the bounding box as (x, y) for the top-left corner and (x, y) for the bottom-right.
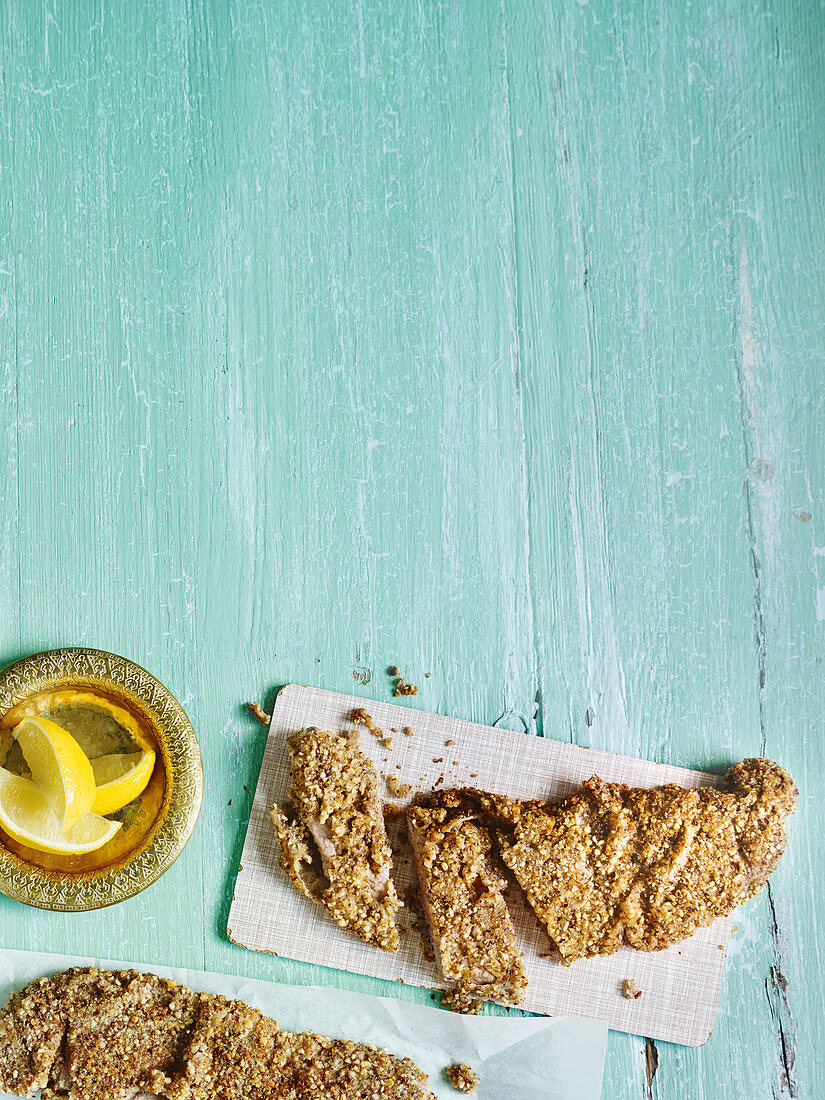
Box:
(0, 949), (607, 1100)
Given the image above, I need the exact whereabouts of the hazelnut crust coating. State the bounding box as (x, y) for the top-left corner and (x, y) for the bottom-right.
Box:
(407, 791), (528, 1012)
(469, 757), (796, 963)
(0, 968), (436, 1100)
(270, 727), (401, 951)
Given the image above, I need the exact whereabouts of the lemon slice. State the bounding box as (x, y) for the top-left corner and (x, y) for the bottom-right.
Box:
(90, 749), (156, 815)
(0, 768), (121, 854)
(13, 716), (96, 831)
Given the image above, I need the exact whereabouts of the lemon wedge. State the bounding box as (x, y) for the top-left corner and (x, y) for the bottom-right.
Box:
(90, 749), (156, 815)
(0, 767), (121, 854)
(13, 716), (96, 831)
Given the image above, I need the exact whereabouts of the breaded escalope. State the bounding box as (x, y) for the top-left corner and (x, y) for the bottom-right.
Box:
(269, 727), (401, 951)
(0, 968), (436, 1100)
(406, 790), (527, 1012)
(468, 757), (796, 963)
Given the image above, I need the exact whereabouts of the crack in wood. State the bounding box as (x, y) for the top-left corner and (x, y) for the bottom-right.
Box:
(643, 1037), (658, 1099)
(735, 357), (768, 757)
(765, 886), (798, 1098)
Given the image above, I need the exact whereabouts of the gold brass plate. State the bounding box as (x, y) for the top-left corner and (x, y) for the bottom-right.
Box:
(0, 648), (203, 911)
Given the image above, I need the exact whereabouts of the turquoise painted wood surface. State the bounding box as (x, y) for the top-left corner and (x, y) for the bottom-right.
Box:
(1, 1), (823, 1096)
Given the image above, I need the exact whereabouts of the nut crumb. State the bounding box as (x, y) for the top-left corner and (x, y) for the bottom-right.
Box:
(445, 739), (455, 746)
(403, 726), (415, 737)
(381, 737), (394, 750)
(248, 701), (271, 724)
(445, 1063), (480, 1092)
(394, 678), (419, 696)
(386, 776), (413, 798)
(621, 979), (642, 1000)
(351, 707), (384, 740)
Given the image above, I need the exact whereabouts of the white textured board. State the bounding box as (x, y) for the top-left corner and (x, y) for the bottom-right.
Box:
(229, 685), (733, 1046)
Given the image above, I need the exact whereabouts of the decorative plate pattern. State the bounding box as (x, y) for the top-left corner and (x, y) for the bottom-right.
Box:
(0, 649), (203, 912)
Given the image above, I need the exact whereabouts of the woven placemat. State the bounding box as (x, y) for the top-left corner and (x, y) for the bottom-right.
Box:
(229, 685), (733, 1045)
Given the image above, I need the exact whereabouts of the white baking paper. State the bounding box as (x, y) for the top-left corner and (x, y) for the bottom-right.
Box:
(0, 949), (606, 1100)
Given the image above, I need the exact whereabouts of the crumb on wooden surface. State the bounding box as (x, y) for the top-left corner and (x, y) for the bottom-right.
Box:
(248, 701), (271, 724)
(445, 1063), (480, 1093)
(394, 678), (419, 696)
(621, 978), (642, 1000)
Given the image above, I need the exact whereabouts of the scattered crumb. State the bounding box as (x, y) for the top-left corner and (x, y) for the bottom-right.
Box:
(243, 785), (249, 794)
(434, 776), (444, 787)
(538, 951), (554, 959)
(445, 1063), (480, 1093)
(425, 672), (432, 678)
(388, 665), (401, 677)
(386, 776), (413, 798)
(733, 925), (739, 932)
(351, 707), (384, 740)
(452, 761), (459, 766)
(469, 773), (478, 779)
(621, 979), (642, 1000)
(248, 701), (271, 724)
(391, 727), (398, 733)
(718, 944), (725, 950)
(395, 678), (419, 696)
(445, 739), (455, 746)
(380, 736), (394, 750)
(433, 757), (443, 764)
(441, 990), (481, 1015)
(403, 726), (415, 737)
(227, 799), (232, 806)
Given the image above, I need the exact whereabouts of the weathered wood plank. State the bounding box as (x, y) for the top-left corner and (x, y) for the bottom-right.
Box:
(504, 0), (825, 1095)
(0, 0), (823, 1095)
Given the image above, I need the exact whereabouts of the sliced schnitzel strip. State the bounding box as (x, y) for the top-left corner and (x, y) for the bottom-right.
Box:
(471, 757), (796, 963)
(406, 791), (527, 1012)
(270, 727), (400, 951)
(0, 968), (436, 1100)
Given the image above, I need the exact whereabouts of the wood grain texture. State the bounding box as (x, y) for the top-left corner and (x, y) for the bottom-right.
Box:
(0, 0), (823, 1096)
